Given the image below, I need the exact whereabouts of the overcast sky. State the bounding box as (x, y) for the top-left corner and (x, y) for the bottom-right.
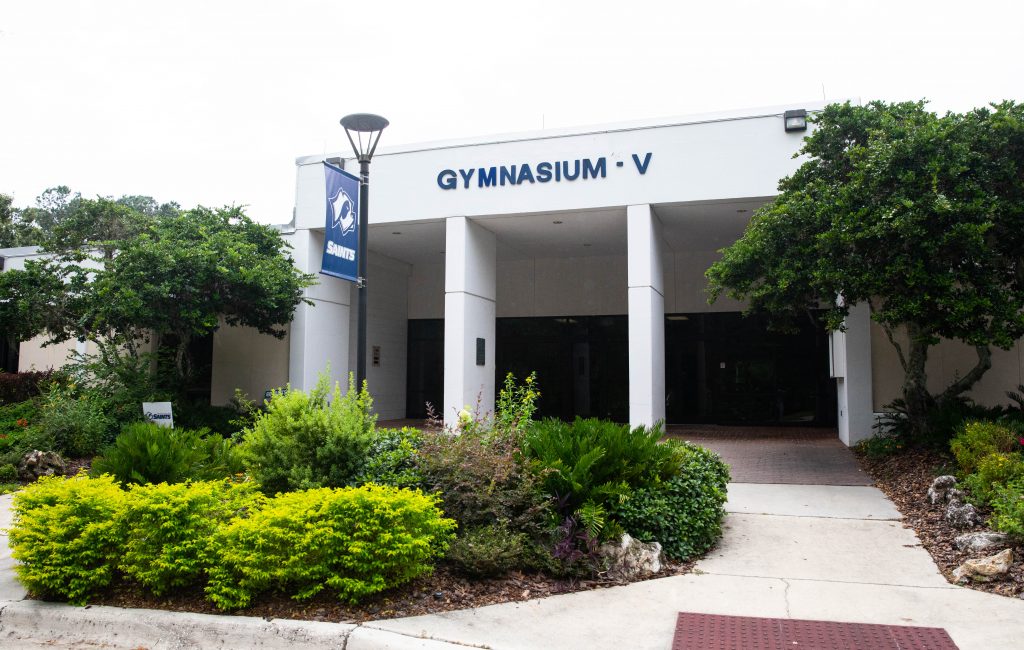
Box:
(1, 0), (1021, 223)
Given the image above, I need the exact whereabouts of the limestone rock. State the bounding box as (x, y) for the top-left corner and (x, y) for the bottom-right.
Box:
(946, 488), (967, 503)
(17, 450), (67, 482)
(945, 500), (980, 528)
(954, 532), (1011, 553)
(927, 475), (957, 505)
(598, 533), (662, 581)
(953, 548), (1013, 583)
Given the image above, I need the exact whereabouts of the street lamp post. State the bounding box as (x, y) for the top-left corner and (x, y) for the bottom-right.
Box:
(340, 113), (389, 391)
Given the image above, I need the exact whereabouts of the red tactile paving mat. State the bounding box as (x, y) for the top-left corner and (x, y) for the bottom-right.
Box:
(672, 613), (958, 650)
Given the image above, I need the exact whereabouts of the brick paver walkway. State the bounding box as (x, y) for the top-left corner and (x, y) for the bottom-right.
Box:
(666, 425), (872, 486)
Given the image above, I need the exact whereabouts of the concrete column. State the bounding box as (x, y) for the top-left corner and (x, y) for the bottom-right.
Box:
(443, 217), (497, 426)
(627, 204), (666, 428)
(287, 228), (352, 392)
(833, 302), (874, 446)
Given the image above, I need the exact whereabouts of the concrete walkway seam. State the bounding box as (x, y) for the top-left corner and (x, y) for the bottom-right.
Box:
(698, 571), (961, 591)
(0, 599), (474, 650)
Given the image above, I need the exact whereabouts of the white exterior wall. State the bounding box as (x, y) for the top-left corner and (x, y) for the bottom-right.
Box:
(286, 225), (352, 393)
(346, 252), (410, 420)
(296, 105), (824, 228)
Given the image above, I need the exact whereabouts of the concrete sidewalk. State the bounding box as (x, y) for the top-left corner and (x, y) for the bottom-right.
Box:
(3, 483), (1024, 648)
(369, 483), (1024, 650)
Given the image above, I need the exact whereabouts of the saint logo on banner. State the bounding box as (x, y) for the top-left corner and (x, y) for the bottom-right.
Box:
(321, 162), (360, 282)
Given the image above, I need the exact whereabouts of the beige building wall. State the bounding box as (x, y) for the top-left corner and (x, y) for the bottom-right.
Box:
(870, 321), (1024, 410)
(210, 326), (290, 405)
(17, 336), (80, 372)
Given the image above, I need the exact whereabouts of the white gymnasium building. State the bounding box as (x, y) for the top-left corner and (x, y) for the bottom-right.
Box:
(6, 103), (1023, 445)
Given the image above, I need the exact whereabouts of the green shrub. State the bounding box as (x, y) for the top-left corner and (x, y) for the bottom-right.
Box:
(991, 479), (1024, 539)
(855, 433), (906, 459)
(0, 399), (42, 438)
(205, 484), (455, 610)
(416, 428), (551, 538)
(0, 463), (17, 482)
(446, 523), (530, 577)
(356, 427), (423, 488)
(91, 422), (243, 486)
(950, 420), (1018, 474)
(610, 441), (730, 560)
(238, 372), (376, 494)
(880, 397), (1003, 448)
(118, 480), (263, 594)
(63, 351), (165, 429)
(8, 474), (126, 604)
(0, 400), (54, 467)
(962, 452), (1024, 504)
(523, 418), (682, 529)
(36, 384), (116, 457)
(494, 372), (541, 436)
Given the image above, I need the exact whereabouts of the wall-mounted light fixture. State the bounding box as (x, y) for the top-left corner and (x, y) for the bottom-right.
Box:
(784, 109), (808, 132)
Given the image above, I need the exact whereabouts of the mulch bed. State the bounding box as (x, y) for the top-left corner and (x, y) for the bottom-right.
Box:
(856, 448), (1024, 598)
(81, 561), (695, 623)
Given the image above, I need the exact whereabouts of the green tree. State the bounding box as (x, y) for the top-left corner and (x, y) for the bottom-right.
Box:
(706, 100), (1024, 435)
(0, 194), (43, 248)
(18, 186), (80, 234)
(0, 197), (315, 384)
(42, 196), (150, 259)
(84, 205), (315, 378)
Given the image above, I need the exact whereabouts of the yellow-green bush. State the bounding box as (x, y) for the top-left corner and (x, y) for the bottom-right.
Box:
(9, 474), (125, 604)
(963, 452), (1024, 504)
(950, 420), (1018, 474)
(118, 480), (263, 595)
(205, 484), (455, 610)
(991, 479), (1024, 538)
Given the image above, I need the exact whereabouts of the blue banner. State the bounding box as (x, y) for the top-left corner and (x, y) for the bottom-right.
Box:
(321, 162), (360, 282)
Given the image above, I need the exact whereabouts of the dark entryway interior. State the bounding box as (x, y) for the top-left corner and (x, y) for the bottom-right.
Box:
(665, 312), (836, 426)
(407, 319), (445, 419)
(0, 337), (19, 373)
(496, 316), (629, 422)
(405, 316), (630, 422)
(406, 312), (836, 426)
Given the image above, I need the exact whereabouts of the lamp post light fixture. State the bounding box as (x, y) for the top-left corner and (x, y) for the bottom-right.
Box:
(784, 109), (808, 132)
(340, 112), (389, 391)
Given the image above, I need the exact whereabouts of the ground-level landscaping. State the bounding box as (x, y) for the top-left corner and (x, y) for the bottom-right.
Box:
(2, 370), (729, 620)
(856, 403), (1024, 598)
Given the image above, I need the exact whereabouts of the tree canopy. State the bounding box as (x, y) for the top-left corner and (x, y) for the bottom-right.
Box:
(706, 100), (1024, 431)
(0, 189), (315, 384)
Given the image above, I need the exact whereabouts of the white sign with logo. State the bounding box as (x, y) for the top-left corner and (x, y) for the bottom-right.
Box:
(142, 401), (174, 428)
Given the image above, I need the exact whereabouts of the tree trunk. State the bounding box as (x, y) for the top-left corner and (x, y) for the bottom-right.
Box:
(174, 335), (192, 385)
(898, 322), (993, 438)
(901, 325), (935, 437)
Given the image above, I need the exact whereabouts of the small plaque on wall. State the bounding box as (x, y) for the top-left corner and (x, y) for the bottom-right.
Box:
(372, 345), (381, 367)
(476, 338), (485, 366)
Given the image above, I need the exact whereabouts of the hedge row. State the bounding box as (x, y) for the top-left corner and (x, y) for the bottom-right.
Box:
(9, 474), (455, 608)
